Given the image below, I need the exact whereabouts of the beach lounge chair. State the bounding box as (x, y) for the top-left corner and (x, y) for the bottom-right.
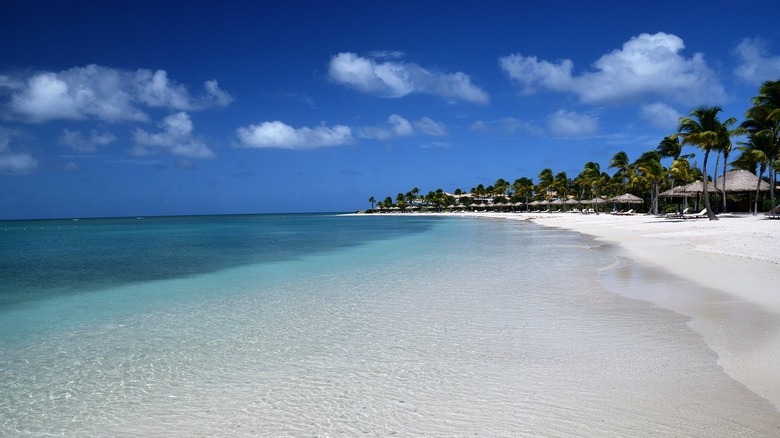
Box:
(683, 208), (708, 219)
(665, 208), (688, 219)
(766, 204), (780, 219)
(616, 209), (635, 216)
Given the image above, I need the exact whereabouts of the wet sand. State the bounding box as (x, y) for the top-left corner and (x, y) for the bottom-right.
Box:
(522, 212), (780, 409)
(363, 211), (780, 410)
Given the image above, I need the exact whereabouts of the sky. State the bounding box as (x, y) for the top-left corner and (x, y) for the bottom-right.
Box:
(1, 0), (779, 219)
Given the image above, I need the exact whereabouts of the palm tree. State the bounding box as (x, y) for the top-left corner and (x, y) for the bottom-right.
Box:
(537, 168), (554, 199)
(396, 193), (407, 211)
(575, 162), (608, 214)
(513, 177), (534, 208)
(713, 120), (742, 213)
(608, 151), (632, 193)
(368, 196), (376, 210)
(657, 135), (695, 190)
(743, 79), (780, 210)
(675, 106), (736, 221)
(735, 132), (778, 214)
(553, 171), (569, 200)
(493, 178), (510, 197)
(669, 158), (697, 186)
(634, 151), (665, 215)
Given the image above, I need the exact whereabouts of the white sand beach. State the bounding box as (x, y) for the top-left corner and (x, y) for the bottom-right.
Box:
(464, 211), (780, 409)
(360, 210), (780, 410)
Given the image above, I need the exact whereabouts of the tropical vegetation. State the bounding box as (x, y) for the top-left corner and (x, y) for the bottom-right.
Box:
(367, 79), (780, 220)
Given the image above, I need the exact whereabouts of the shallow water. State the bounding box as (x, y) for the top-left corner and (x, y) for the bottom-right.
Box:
(1, 215), (778, 436)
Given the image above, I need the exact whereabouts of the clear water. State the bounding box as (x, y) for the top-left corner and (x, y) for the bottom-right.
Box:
(1, 214), (778, 436)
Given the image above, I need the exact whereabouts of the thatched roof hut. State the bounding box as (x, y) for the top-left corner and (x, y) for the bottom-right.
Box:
(714, 169), (770, 193)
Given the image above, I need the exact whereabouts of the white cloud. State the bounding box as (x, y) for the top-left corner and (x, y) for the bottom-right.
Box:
(639, 102), (680, 130)
(547, 109), (598, 137)
(414, 117), (448, 136)
(0, 126), (37, 174)
(359, 115), (448, 140)
(469, 117), (541, 136)
(500, 32), (725, 105)
(733, 38), (780, 84)
(2, 64), (232, 123)
(59, 128), (116, 152)
(328, 52), (488, 104)
(0, 152), (37, 174)
(360, 114), (414, 140)
(236, 120), (353, 149)
(133, 112), (214, 158)
(498, 56), (574, 95)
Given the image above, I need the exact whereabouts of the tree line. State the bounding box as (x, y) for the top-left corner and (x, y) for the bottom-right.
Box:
(368, 80), (779, 220)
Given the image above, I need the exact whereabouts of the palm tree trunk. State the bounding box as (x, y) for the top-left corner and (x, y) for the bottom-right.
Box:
(721, 152), (729, 213)
(754, 167), (763, 215)
(771, 163), (777, 210)
(713, 151), (721, 213)
(652, 181), (659, 215)
(702, 149), (718, 220)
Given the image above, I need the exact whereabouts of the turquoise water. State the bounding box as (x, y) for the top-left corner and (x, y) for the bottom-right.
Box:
(1, 214), (778, 436)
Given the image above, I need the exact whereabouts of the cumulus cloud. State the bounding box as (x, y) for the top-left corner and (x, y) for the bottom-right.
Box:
(132, 112), (214, 158)
(360, 114), (414, 140)
(328, 52), (488, 104)
(639, 102), (680, 130)
(359, 115), (448, 140)
(1, 64), (232, 123)
(469, 117), (541, 136)
(0, 126), (37, 174)
(733, 38), (780, 84)
(0, 153), (37, 174)
(59, 128), (116, 152)
(414, 117), (448, 136)
(500, 32), (725, 105)
(236, 120), (353, 149)
(547, 110), (598, 137)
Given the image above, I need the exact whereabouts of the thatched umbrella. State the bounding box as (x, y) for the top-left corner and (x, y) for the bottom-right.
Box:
(609, 193), (644, 204)
(609, 193), (643, 212)
(560, 198), (578, 212)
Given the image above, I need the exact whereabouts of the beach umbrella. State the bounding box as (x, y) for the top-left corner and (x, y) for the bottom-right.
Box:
(550, 199), (564, 205)
(609, 193), (643, 212)
(609, 193), (643, 204)
(713, 169), (770, 192)
(564, 198), (580, 205)
(592, 197), (607, 204)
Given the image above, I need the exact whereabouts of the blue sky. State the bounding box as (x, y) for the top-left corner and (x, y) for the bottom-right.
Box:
(1, 0), (779, 219)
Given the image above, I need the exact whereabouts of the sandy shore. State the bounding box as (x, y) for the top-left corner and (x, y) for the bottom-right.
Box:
(356, 211), (780, 409)
(454, 211), (780, 409)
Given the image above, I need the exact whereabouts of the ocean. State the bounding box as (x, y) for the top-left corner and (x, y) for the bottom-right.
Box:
(1, 214), (778, 436)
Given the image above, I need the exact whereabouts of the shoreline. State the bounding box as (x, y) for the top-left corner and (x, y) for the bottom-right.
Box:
(524, 211), (780, 410)
(353, 211), (780, 409)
